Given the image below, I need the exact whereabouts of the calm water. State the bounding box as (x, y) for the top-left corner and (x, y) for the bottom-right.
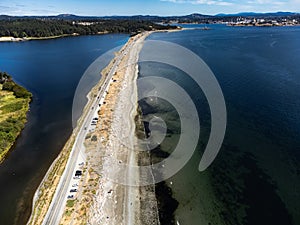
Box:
(0, 34), (128, 225)
(139, 25), (300, 225)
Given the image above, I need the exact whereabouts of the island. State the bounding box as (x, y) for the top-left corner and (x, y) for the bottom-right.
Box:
(0, 72), (32, 162)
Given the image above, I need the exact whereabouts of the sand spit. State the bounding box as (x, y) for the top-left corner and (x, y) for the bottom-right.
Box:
(28, 30), (164, 225)
(80, 31), (160, 225)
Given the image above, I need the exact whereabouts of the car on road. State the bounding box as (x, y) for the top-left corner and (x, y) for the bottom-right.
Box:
(72, 184), (78, 187)
(73, 176), (80, 180)
(67, 195), (74, 199)
(79, 162), (84, 166)
(70, 189), (77, 193)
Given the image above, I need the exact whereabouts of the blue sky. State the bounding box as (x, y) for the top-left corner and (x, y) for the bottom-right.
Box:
(0, 0), (299, 16)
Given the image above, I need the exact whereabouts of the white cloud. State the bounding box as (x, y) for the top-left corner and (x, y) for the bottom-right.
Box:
(251, 0), (300, 7)
(160, 0), (300, 9)
(160, 0), (234, 6)
(247, 0), (285, 4)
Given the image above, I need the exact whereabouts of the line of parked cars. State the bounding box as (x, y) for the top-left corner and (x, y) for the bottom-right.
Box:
(91, 117), (98, 126)
(68, 162), (84, 199)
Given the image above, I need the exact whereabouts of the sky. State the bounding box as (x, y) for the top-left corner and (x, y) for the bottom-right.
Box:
(0, 0), (299, 16)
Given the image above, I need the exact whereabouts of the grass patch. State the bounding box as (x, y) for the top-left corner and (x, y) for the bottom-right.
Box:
(0, 100), (24, 113)
(66, 200), (76, 208)
(65, 210), (72, 217)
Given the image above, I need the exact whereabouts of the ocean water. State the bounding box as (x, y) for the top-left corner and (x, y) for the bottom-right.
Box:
(0, 34), (128, 225)
(138, 24), (300, 225)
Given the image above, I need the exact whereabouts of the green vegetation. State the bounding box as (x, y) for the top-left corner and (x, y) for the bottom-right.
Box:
(0, 71), (31, 162)
(91, 135), (97, 142)
(66, 200), (76, 208)
(0, 19), (176, 38)
(2, 81), (32, 98)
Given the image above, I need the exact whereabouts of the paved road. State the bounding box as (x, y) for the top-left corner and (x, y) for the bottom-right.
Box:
(41, 40), (133, 225)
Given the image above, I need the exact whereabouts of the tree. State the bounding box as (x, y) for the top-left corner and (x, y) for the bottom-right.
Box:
(2, 81), (15, 91)
(12, 85), (32, 98)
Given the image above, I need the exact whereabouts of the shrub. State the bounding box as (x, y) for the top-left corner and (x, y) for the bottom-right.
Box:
(2, 81), (15, 91)
(2, 80), (32, 99)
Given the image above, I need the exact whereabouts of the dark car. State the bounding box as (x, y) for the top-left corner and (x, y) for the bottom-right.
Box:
(75, 170), (82, 176)
(70, 189), (77, 193)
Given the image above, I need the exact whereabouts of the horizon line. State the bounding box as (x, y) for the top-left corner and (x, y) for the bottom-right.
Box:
(1, 11), (299, 17)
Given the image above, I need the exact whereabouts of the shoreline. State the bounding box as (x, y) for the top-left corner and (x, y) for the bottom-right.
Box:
(26, 46), (113, 224)
(0, 34), (80, 42)
(0, 32), (116, 42)
(0, 29), (181, 43)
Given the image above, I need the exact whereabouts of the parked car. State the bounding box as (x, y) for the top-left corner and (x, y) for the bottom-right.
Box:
(75, 170), (82, 176)
(67, 195), (74, 199)
(70, 189), (77, 193)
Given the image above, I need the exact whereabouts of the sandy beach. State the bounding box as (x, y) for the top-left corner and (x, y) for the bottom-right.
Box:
(0, 34), (79, 42)
(0, 37), (24, 42)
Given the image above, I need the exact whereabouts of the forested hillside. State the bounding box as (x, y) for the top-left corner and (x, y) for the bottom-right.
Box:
(0, 19), (176, 38)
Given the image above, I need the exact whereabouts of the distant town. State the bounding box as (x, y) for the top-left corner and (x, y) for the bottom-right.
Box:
(160, 12), (300, 27)
(227, 17), (299, 27)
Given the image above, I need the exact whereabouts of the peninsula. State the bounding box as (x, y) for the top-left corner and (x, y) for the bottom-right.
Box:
(28, 30), (160, 225)
(0, 72), (32, 163)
